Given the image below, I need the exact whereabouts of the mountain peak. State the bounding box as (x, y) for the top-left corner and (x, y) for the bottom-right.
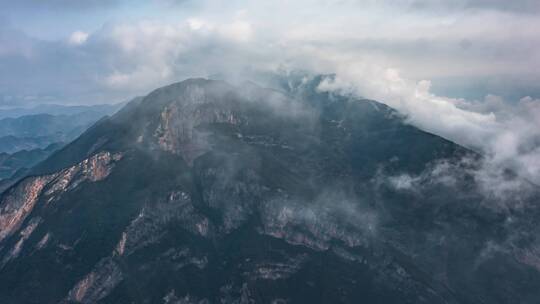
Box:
(2, 77), (537, 304)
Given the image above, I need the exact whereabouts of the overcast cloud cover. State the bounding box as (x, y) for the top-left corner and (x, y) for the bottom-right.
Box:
(1, 0), (540, 186)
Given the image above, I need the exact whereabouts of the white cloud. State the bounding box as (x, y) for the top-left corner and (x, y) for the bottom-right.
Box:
(4, 0), (540, 101)
(68, 31), (89, 45)
(218, 20), (252, 42)
(2, 1), (540, 189)
(316, 60), (540, 185)
(186, 18), (208, 31)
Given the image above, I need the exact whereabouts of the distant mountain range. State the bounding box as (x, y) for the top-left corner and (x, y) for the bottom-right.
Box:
(0, 103), (126, 182)
(0, 135), (53, 154)
(0, 78), (539, 303)
(0, 143), (62, 180)
(0, 103), (124, 120)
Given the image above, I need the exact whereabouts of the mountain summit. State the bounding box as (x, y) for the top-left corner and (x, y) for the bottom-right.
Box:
(1, 78), (539, 303)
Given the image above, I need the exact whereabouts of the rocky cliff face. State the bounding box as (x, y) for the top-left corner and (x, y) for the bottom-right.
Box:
(0, 151), (122, 263)
(0, 78), (539, 304)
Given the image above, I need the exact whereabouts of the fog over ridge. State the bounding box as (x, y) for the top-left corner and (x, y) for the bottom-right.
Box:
(1, 0), (540, 186)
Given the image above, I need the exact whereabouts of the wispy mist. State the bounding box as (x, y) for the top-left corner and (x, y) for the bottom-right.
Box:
(1, 0), (540, 186)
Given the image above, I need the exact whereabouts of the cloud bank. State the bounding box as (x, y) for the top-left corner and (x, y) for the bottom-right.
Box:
(2, 0), (540, 103)
(1, 0), (540, 186)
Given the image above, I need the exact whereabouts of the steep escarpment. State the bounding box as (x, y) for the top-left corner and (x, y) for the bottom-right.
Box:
(0, 78), (539, 304)
(0, 151), (122, 258)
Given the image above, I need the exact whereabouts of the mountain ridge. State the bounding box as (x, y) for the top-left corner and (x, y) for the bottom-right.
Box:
(0, 78), (539, 304)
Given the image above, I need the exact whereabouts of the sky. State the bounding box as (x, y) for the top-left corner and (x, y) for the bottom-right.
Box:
(1, 0), (540, 185)
(1, 0), (539, 105)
